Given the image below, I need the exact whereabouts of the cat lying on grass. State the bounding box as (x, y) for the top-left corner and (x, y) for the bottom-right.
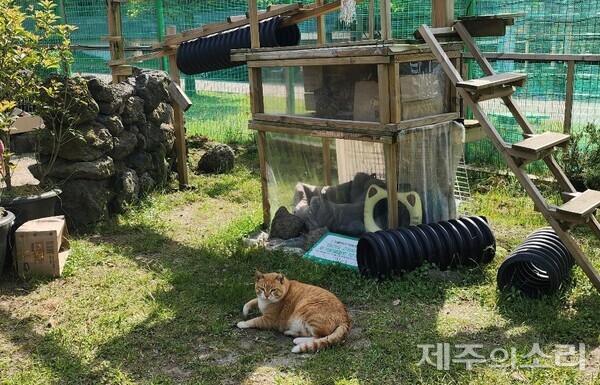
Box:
(237, 271), (351, 353)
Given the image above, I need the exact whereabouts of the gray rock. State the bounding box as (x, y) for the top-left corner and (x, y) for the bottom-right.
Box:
(121, 96), (146, 126)
(139, 172), (155, 193)
(29, 155), (115, 180)
(110, 168), (140, 213)
(134, 70), (170, 113)
(197, 144), (235, 174)
(149, 102), (174, 125)
(96, 114), (124, 136)
(108, 130), (138, 161)
(57, 179), (113, 231)
(36, 121), (114, 162)
(126, 151), (153, 174)
(269, 206), (305, 240)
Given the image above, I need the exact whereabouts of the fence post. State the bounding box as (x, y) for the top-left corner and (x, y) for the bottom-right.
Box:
(564, 60), (575, 134)
(154, 0), (168, 70)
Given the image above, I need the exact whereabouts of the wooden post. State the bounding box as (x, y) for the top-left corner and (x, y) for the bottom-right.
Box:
(431, 0), (454, 28)
(316, 0), (332, 185)
(380, 0), (392, 40)
(564, 60), (575, 134)
(166, 26), (189, 188)
(369, 0), (375, 39)
(106, 0), (126, 83)
(248, 0), (260, 49)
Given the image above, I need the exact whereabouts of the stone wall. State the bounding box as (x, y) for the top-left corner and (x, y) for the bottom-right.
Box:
(29, 68), (177, 231)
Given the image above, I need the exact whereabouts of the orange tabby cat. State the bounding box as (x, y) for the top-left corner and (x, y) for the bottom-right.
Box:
(237, 271), (351, 353)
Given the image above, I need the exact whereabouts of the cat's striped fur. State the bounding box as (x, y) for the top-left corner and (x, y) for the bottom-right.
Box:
(237, 271), (351, 353)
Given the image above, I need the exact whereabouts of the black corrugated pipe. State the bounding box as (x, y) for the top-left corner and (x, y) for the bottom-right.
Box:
(497, 227), (574, 298)
(176, 16), (301, 75)
(357, 216), (496, 279)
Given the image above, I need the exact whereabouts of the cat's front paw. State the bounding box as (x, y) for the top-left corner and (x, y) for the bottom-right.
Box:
(242, 304), (251, 317)
(237, 321), (250, 329)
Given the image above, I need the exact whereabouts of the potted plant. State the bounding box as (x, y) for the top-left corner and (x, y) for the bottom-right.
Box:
(0, 0), (75, 270)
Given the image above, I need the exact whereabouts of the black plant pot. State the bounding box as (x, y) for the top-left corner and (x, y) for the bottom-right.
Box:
(1, 189), (61, 231)
(0, 210), (15, 273)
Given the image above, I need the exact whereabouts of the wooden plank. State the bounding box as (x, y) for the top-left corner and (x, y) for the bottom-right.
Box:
(248, 0), (260, 49)
(378, 64), (391, 125)
(564, 60), (575, 134)
(471, 85), (515, 102)
(463, 52), (600, 63)
(249, 67), (264, 115)
(384, 142), (399, 228)
(380, 0), (392, 40)
(227, 15), (248, 23)
(101, 35), (124, 42)
(322, 138), (332, 185)
(111, 65), (132, 76)
(247, 56), (390, 68)
(167, 81), (192, 111)
(107, 0), (126, 83)
(388, 62), (401, 123)
(280, 0), (365, 27)
(257, 130), (271, 227)
(316, 0), (326, 44)
(394, 112), (459, 131)
(431, 0), (454, 28)
(254, 113), (392, 133)
(162, 3), (301, 47)
(107, 48), (176, 67)
(167, 26), (189, 188)
(556, 189), (600, 217)
(456, 73), (527, 90)
(511, 132), (570, 154)
(368, 0), (375, 39)
(248, 121), (394, 143)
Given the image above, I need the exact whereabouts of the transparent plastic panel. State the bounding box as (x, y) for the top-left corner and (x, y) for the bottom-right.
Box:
(397, 121), (464, 223)
(399, 60), (449, 119)
(265, 121), (464, 237)
(262, 64), (379, 121)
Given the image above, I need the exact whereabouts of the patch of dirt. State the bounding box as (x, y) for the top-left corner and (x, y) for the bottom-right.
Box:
(585, 346), (600, 382)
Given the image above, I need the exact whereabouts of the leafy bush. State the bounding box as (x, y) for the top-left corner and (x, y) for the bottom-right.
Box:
(560, 122), (600, 190)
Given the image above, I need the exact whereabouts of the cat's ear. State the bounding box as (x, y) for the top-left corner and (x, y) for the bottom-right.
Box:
(255, 270), (264, 280)
(275, 273), (285, 284)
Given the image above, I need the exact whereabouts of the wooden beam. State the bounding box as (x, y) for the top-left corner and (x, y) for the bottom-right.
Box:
(106, 0), (126, 83)
(431, 0), (454, 28)
(167, 81), (192, 112)
(248, 0), (260, 49)
(166, 26), (189, 189)
(316, 0), (326, 44)
(280, 0), (365, 27)
(368, 0), (375, 39)
(379, 0), (392, 40)
(564, 60), (575, 134)
(107, 48), (176, 67)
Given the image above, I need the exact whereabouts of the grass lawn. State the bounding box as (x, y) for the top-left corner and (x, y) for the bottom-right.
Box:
(0, 148), (599, 385)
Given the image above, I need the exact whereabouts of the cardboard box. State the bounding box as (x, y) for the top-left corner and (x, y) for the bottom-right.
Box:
(14, 215), (70, 278)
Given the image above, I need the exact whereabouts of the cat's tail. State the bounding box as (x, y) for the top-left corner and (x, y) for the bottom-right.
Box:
(291, 323), (350, 353)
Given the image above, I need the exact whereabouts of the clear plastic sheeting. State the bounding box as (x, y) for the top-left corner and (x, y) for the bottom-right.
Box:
(396, 121), (465, 223)
(264, 121), (465, 237)
(399, 60), (448, 120)
(261, 61), (448, 122)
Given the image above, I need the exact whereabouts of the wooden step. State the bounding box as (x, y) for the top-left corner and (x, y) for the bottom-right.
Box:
(456, 73), (527, 91)
(414, 26), (458, 40)
(511, 132), (570, 154)
(554, 189), (600, 220)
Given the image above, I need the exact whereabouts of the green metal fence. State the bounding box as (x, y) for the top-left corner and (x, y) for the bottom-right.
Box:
(31, 1), (600, 164)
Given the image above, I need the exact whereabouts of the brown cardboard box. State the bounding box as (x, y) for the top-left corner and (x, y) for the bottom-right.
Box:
(14, 215), (70, 278)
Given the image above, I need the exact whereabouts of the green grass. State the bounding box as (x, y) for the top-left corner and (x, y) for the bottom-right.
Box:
(185, 91), (253, 144)
(1, 151), (600, 384)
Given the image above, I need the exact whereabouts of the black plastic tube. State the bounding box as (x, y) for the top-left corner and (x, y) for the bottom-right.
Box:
(356, 216), (496, 279)
(497, 227), (574, 298)
(176, 16), (301, 75)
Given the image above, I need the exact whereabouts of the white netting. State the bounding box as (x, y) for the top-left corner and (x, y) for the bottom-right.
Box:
(339, 0), (356, 25)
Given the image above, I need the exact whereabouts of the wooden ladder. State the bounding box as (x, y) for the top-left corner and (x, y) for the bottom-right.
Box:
(416, 22), (600, 292)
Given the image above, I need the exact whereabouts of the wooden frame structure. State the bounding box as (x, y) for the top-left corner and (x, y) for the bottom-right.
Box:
(105, 0), (456, 191)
